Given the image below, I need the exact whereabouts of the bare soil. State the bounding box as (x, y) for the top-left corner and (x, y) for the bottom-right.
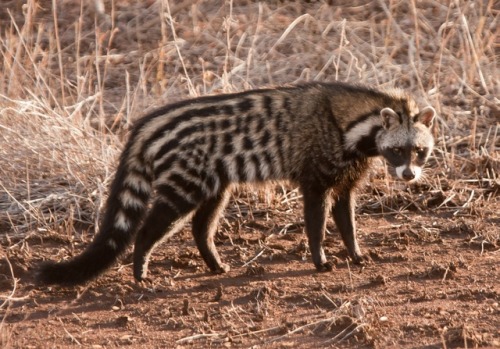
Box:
(1, 1), (499, 348)
(3, 186), (499, 348)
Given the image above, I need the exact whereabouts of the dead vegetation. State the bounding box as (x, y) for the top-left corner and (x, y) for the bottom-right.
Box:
(0, 0), (498, 348)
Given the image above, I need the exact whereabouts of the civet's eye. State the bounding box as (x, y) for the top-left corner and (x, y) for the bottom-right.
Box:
(392, 147), (403, 155)
(416, 147), (426, 157)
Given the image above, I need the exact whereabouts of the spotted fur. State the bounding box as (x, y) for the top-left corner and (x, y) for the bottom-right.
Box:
(36, 82), (436, 285)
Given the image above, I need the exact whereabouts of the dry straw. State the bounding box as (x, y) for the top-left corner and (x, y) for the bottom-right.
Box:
(0, 0), (498, 242)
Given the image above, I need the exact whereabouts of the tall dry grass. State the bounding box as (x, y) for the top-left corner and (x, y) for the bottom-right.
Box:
(0, 0), (498, 242)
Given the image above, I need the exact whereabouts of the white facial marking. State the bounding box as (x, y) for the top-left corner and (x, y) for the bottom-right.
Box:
(413, 166), (422, 181)
(395, 165), (406, 180)
(395, 165), (422, 182)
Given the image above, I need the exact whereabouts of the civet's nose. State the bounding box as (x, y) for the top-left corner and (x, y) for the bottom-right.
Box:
(402, 167), (415, 181)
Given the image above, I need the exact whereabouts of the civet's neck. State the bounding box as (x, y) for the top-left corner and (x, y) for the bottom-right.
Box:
(343, 113), (383, 158)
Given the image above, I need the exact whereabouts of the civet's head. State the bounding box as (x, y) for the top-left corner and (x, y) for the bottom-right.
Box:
(377, 105), (436, 182)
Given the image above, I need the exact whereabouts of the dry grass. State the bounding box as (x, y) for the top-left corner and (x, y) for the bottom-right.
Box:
(0, 0), (499, 347)
(1, 0), (497, 239)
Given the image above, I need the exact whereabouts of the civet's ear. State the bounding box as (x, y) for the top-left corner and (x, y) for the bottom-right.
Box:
(415, 106), (436, 128)
(380, 108), (401, 130)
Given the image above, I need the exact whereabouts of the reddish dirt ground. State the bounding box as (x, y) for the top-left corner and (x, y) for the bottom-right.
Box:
(2, 189), (499, 348)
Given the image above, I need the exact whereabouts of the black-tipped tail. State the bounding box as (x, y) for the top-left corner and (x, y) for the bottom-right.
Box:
(36, 233), (131, 286)
(36, 142), (151, 286)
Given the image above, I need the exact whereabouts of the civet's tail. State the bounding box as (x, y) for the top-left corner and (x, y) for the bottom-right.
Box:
(36, 143), (152, 285)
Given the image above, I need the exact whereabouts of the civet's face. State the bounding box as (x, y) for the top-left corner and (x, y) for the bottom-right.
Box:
(378, 106), (436, 182)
